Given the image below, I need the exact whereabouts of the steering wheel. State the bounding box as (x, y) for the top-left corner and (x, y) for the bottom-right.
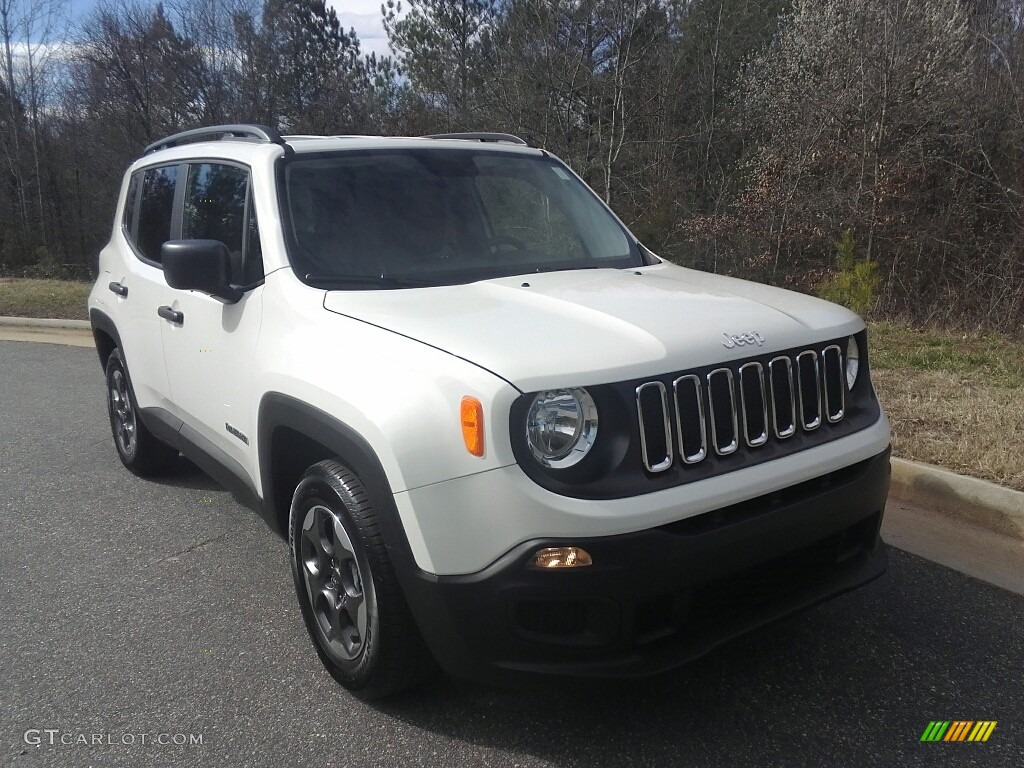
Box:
(486, 236), (528, 257)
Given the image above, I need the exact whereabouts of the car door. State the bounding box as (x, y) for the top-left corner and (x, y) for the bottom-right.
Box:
(158, 161), (265, 475)
(111, 164), (180, 409)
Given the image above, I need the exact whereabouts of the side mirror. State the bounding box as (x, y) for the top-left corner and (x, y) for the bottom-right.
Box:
(161, 240), (242, 303)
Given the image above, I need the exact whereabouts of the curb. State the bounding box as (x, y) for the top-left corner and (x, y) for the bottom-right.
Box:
(890, 458), (1024, 542)
(0, 316), (90, 330)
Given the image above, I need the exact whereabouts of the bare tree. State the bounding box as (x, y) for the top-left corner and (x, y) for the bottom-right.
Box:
(723, 0), (1006, 323)
(0, 0), (68, 259)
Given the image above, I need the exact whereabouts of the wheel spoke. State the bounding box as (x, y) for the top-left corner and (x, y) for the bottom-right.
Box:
(315, 508), (335, 557)
(332, 518), (355, 561)
(336, 558), (366, 650)
(304, 554), (329, 594)
(115, 373), (129, 409)
(316, 586), (341, 640)
(299, 530), (330, 608)
(332, 594), (362, 655)
(301, 523), (329, 565)
(340, 592), (364, 648)
(326, 592), (346, 641)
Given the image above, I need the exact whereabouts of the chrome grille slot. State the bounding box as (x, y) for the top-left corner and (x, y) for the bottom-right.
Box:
(821, 344), (845, 423)
(636, 381), (673, 472)
(796, 350), (822, 431)
(738, 362), (768, 447)
(706, 368), (739, 455)
(768, 356), (796, 439)
(631, 338), (858, 477)
(673, 375), (707, 463)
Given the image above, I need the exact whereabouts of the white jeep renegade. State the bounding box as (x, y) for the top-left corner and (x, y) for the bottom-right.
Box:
(89, 125), (891, 699)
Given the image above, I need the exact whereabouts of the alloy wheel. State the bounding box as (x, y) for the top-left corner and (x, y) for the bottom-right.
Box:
(299, 504), (371, 663)
(109, 368), (136, 456)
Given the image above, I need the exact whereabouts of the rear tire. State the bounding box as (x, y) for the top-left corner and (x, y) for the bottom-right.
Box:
(289, 460), (434, 699)
(104, 347), (179, 476)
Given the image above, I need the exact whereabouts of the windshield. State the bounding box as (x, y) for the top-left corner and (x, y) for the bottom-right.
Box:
(279, 148), (643, 288)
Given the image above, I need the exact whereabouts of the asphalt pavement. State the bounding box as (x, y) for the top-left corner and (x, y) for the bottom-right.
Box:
(2, 340), (1022, 767)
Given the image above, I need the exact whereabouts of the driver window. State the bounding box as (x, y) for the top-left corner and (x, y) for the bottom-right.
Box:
(183, 163), (264, 286)
(475, 175), (584, 261)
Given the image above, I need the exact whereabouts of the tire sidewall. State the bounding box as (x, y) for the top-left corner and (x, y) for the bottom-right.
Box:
(289, 469), (381, 688)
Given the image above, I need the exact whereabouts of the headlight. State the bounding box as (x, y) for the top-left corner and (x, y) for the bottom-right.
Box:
(525, 387), (599, 468)
(846, 335), (860, 389)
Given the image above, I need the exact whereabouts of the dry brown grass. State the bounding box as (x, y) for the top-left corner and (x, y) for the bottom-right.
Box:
(869, 322), (1024, 491)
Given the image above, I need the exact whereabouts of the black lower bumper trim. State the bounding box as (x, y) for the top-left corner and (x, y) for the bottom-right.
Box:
(401, 448), (891, 684)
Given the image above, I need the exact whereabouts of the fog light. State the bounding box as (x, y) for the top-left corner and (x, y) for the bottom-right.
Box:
(529, 546), (593, 569)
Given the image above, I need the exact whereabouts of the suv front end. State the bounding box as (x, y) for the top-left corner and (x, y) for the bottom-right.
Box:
(287, 137), (891, 686)
(387, 327), (889, 683)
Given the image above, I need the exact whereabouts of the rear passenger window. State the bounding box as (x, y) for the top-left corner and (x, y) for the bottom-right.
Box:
(183, 163), (263, 286)
(136, 165), (179, 263)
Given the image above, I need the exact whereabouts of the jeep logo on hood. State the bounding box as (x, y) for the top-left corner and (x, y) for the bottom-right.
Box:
(721, 331), (765, 349)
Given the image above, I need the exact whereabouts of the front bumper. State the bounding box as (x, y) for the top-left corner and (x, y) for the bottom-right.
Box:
(400, 448), (890, 684)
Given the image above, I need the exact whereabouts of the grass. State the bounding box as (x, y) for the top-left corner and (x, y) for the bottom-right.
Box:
(869, 321), (1024, 491)
(0, 278), (91, 320)
(869, 322), (1024, 389)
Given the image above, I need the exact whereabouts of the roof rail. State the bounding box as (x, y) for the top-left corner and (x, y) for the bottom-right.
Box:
(422, 132), (533, 147)
(144, 124), (290, 155)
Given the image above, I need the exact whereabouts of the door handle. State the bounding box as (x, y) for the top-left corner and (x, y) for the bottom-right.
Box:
(108, 281), (128, 297)
(157, 306), (184, 325)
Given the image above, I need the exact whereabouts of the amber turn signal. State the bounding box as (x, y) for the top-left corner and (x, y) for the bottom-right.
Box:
(461, 396), (484, 457)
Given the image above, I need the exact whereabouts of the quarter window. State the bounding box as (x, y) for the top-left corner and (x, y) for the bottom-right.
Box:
(122, 173), (141, 239)
(245, 193), (263, 284)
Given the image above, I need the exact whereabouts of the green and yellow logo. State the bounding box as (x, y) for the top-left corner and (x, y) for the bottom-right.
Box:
(921, 721), (997, 742)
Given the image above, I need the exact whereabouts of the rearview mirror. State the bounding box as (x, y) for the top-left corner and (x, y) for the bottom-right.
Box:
(161, 240), (241, 303)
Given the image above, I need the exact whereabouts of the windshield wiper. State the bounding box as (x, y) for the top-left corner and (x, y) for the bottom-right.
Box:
(305, 274), (440, 289)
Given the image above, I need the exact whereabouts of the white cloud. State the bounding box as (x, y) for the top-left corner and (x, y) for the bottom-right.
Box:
(330, 1), (401, 60)
(6, 40), (77, 65)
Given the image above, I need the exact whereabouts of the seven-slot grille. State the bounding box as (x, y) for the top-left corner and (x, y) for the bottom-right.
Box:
(635, 344), (847, 473)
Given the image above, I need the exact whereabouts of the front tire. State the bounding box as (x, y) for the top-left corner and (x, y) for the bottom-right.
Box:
(104, 348), (179, 476)
(289, 460), (433, 699)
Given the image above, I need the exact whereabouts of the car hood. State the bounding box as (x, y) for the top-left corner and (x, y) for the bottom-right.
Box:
(322, 262), (863, 392)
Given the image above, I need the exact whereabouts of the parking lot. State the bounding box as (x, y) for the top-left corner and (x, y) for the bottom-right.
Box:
(2, 339), (1022, 767)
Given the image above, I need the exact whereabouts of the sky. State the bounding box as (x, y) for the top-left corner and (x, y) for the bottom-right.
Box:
(65, 0), (396, 59)
(331, 0), (393, 60)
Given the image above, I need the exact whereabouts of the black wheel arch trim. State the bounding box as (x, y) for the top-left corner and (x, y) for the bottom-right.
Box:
(89, 308), (123, 371)
(256, 393), (456, 658)
(256, 393), (427, 583)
